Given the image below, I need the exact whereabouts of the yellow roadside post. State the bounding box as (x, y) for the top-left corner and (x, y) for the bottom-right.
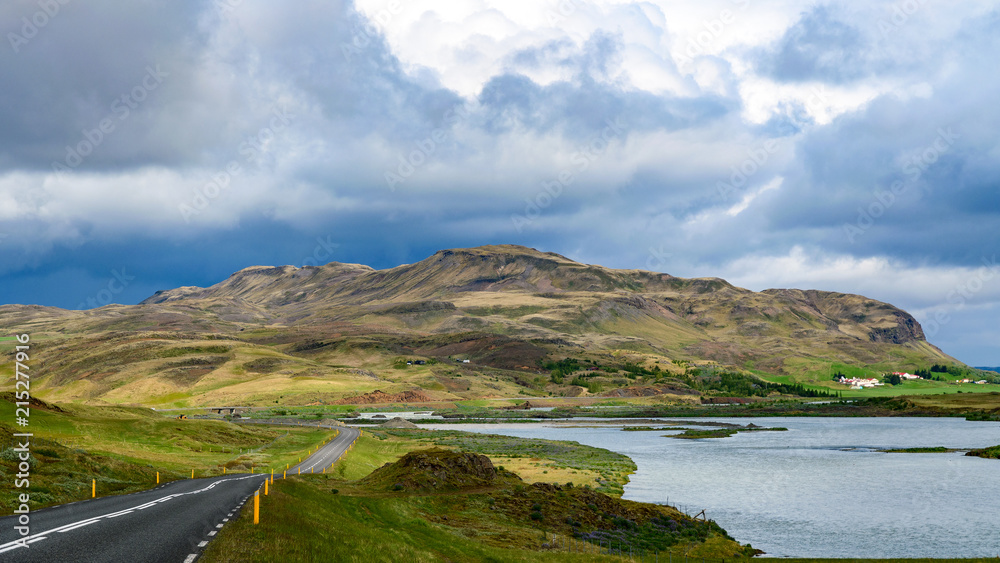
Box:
(265, 479), (269, 496)
(283, 470), (286, 479)
(92, 479), (95, 498)
(251, 466), (254, 474)
(270, 469), (274, 484)
(297, 467), (300, 475)
(253, 491), (260, 525)
(156, 472), (159, 484)
(322, 467), (325, 474)
(311, 467), (314, 474)
(191, 469), (194, 479)
(223, 466), (226, 474)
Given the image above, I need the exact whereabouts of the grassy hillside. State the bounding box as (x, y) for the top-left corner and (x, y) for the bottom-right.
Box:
(333, 429), (637, 497)
(201, 449), (755, 562)
(0, 394), (335, 513)
(2, 245), (986, 408)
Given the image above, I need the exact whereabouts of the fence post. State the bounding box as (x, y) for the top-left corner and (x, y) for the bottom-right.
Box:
(253, 490), (259, 524)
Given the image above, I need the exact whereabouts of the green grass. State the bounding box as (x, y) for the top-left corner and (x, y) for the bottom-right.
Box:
(201, 450), (751, 563)
(201, 477), (609, 562)
(758, 361), (1000, 399)
(966, 445), (1000, 459)
(0, 395), (336, 513)
(381, 429), (636, 497)
(881, 446), (957, 453)
(330, 431), (418, 480)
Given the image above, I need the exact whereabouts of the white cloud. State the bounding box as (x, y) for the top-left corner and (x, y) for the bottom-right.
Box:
(720, 247), (1000, 312)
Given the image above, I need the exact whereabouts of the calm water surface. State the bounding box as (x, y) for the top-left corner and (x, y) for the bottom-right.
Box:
(424, 417), (1000, 558)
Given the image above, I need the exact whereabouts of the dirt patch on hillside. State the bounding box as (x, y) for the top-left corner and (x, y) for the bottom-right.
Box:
(380, 417), (419, 429)
(334, 389), (432, 405)
(0, 392), (66, 412)
(417, 336), (548, 371)
(361, 448), (504, 492)
(599, 385), (699, 398)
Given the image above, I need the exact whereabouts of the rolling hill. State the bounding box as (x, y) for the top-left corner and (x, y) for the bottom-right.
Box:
(0, 245), (962, 407)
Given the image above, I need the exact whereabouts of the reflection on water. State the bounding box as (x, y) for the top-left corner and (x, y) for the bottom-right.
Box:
(422, 417), (1000, 558)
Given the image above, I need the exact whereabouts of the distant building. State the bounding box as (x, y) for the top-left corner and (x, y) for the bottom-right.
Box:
(838, 376), (883, 389)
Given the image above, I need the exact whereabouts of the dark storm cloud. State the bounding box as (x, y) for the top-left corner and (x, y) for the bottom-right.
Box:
(750, 9), (1000, 270)
(1, 0), (998, 364)
(0, 1), (214, 170)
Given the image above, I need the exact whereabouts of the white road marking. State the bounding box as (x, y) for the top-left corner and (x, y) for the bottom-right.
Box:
(198, 541), (208, 547)
(208, 531), (217, 536)
(59, 519), (100, 532)
(215, 524), (223, 528)
(184, 554), (198, 563)
(0, 474), (266, 552)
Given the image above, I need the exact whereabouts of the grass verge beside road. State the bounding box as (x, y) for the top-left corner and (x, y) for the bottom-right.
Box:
(0, 394), (336, 513)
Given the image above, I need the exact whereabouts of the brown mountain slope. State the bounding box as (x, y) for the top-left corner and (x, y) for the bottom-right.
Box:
(0, 245), (958, 406)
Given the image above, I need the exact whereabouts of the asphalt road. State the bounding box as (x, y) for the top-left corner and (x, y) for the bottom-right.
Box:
(0, 424), (360, 562)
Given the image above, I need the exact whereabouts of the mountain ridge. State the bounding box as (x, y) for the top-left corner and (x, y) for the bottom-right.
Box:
(0, 244), (960, 407)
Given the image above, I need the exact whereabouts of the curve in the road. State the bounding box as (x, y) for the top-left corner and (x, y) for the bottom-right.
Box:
(0, 422), (360, 563)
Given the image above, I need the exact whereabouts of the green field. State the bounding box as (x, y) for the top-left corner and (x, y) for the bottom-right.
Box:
(756, 361), (1000, 398)
(0, 395), (336, 513)
(201, 450), (751, 562)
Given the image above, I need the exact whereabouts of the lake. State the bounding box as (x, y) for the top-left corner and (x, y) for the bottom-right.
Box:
(423, 417), (1000, 558)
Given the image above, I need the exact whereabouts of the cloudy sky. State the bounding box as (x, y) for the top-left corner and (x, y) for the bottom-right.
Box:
(1, 0), (997, 365)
